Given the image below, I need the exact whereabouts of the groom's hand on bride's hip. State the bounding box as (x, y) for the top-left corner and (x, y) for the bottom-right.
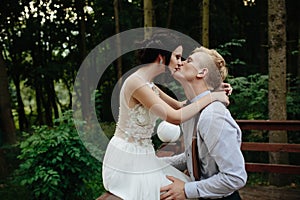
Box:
(160, 175), (187, 200)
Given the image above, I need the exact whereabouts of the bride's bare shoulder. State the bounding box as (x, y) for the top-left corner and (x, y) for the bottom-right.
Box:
(123, 73), (147, 91)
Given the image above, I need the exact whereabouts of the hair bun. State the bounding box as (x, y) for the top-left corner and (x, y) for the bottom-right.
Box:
(134, 30), (182, 65)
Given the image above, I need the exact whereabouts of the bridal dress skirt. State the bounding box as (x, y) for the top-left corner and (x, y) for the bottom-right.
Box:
(102, 136), (191, 200)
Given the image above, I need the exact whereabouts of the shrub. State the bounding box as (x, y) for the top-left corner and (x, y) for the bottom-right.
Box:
(14, 111), (104, 200)
(228, 73), (269, 120)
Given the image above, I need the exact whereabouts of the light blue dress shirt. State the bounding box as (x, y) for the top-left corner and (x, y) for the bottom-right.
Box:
(161, 91), (247, 199)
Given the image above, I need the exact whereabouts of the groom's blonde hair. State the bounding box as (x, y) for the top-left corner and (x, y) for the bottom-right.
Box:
(191, 47), (228, 80)
(190, 47), (226, 91)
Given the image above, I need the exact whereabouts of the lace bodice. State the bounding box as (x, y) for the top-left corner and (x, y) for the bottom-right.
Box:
(115, 81), (159, 147)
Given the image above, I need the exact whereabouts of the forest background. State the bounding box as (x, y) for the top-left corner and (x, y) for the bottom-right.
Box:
(0, 0), (299, 199)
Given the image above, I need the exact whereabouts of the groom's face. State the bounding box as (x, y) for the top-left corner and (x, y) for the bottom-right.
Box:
(172, 52), (202, 83)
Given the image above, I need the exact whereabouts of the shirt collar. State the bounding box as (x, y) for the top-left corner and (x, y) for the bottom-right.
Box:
(190, 90), (211, 103)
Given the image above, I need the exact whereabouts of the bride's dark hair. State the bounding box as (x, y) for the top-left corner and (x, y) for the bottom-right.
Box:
(136, 30), (181, 66)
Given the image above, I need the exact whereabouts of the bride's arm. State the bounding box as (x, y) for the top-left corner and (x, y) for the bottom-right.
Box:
(155, 82), (232, 110)
(132, 83), (228, 125)
(154, 85), (186, 109)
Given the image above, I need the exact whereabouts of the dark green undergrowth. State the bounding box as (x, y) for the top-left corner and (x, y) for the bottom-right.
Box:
(246, 172), (300, 187)
(1, 111), (106, 200)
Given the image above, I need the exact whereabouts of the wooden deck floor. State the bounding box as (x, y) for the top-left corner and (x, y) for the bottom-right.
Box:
(239, 185), (300, 200)
(97, 185), (300, 200)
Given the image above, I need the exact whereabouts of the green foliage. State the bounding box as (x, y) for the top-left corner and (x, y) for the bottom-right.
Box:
(286, 75), (300, 120)
(216, 39), (247, 69)
(100, 122), (116, 139)
(14, 111), (104, 200)
(94, 89), (103, 121)
(286, 75), (300, 145)
(246, 172), (270, 186)
(228, 74), (300, 145)
(228, 73), (300, 121)
(228, 74), (269, 120)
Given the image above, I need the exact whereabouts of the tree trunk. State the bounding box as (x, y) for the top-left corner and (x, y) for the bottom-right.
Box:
(259, 0), (268, 74)
(31, 26), (45, 126)
(10, 49), (28, 131)
(268, 0), (289, 186)
(0, 47), (16, 145)
(49, 80), (59, 120)
(297, 9), (300, 79)
(35, 82), (44, 125)
(76, 0), (90, 121)
(114, 0), (122, 89)
(202, 0), (209, 47)
(166, 0), (174, 28)
(40, 78), (53, 127)
(144, 0), (153, 39)
(13, 76), (28, 131)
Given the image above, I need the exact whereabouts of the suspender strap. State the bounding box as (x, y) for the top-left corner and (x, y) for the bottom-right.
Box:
(192, 114), (201, 181)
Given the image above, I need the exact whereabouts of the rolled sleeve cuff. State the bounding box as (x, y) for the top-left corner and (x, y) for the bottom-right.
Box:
(184, 182), (199, 199)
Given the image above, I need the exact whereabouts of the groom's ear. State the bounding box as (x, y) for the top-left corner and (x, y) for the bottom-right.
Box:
(196, 68), (208, 78)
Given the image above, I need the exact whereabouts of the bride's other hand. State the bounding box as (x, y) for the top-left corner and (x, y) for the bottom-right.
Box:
(220, 82), (233, 96)
(211, 91), (230, 106)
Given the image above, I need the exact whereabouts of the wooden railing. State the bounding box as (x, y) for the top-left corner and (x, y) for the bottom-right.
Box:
(158, 120), (300, 174)
(237, 120), (300, 174)
(236, 120), (300, 131)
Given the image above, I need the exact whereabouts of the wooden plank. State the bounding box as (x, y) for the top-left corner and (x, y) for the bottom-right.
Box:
(241, 142), (300, 153)
(158, 142), (179, 153)
(245, 163), (300, 174)
(236, 120), (300, 131)
(156, 150), (174, 157)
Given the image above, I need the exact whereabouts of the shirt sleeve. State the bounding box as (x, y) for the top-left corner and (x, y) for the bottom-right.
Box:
(184, 102), (247, 199)
(158, 152), (187, 171)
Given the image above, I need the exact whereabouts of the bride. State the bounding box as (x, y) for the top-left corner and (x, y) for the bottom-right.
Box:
(102, 30), (230, 199)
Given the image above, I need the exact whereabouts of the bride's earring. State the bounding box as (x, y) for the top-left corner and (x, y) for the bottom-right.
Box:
(159, 59), (163, 64)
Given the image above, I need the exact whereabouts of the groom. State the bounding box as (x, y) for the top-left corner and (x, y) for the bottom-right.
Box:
(160, 48), (247, 200)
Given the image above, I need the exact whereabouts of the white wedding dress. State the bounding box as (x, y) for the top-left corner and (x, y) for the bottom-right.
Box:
(102, 77), (191, 200)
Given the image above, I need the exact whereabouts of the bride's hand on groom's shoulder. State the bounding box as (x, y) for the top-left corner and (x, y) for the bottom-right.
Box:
(220, 82), (233, 96)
